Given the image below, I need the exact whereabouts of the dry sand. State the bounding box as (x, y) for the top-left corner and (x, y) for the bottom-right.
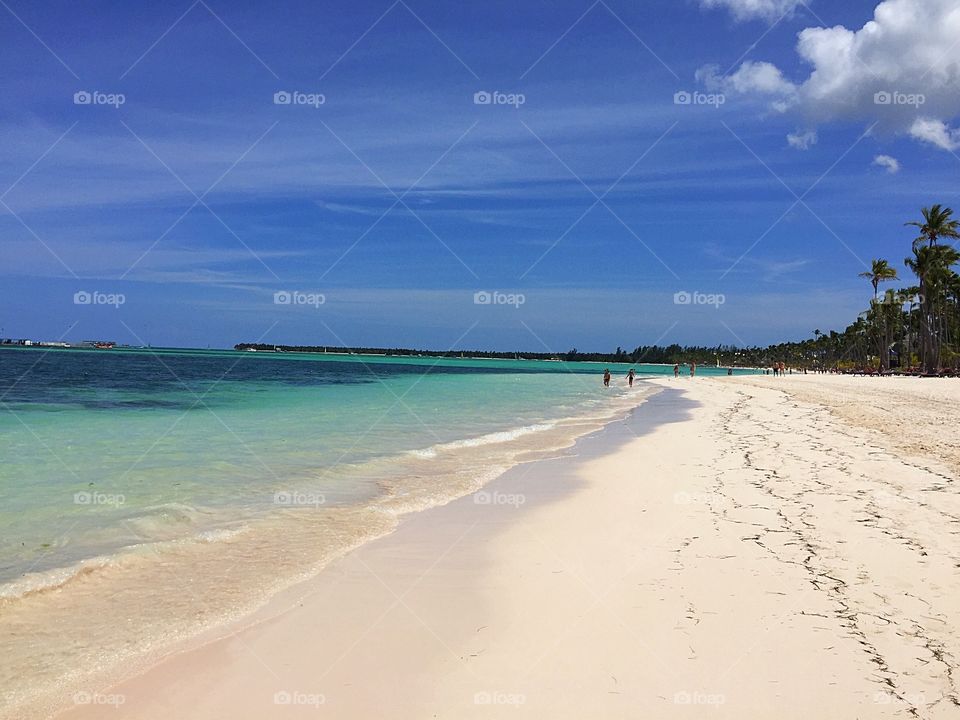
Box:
(53, 375), (960, 719)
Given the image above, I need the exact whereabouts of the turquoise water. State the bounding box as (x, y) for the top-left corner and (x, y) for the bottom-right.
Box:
(0, 346), (755, 716)
(0, 347), (749, 586)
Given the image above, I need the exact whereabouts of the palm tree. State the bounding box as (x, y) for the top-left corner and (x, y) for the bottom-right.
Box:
(876, 288), (909, 371)
(901, 285), (922, 367)
(906, 204), (960, 250)
(859, 259), (899, 299)
(857, 260), (899, 371)
(904, 244), (960, 372)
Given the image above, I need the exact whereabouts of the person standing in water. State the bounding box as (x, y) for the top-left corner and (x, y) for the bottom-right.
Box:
(626, 368), (635, 387)
(690, 361), (696, 377)
(603, 369), (611, 387)
(673, 363), (680, 378)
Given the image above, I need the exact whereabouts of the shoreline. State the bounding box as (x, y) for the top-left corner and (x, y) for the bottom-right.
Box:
(29, 375), (960, 718)
(49, 385), (689, 720)
(3, 384), (656, 720)
(0, 344), (764, 372)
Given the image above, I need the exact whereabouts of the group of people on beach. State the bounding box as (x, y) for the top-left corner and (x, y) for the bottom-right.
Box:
(602, 362), (696, 387)
(603, 368), (636, 387)
(676, 362), (695, 378)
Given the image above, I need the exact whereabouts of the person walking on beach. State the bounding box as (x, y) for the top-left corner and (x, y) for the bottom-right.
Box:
(673, 363), (680, 378)
(626, 368), (635, 387)
(603, 369), (611, 387)
(690, 361), (696, 378)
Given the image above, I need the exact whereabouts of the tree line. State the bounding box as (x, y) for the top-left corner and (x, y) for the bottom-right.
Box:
(234, 342), (751, 365)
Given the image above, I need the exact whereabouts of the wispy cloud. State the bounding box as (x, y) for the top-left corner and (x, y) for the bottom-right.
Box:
(872, 154), (900, 173)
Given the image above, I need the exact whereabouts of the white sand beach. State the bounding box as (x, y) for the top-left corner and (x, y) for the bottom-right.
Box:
(53, 375), (960, 719)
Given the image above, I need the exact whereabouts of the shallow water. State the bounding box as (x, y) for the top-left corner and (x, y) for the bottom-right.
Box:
(0, 347), (749, 717)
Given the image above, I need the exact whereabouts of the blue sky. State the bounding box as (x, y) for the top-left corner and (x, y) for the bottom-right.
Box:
(2, 0), (959, 351)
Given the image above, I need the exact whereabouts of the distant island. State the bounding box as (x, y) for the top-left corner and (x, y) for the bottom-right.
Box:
(1, 338), (116, 349)
(235, 342), (783, 367)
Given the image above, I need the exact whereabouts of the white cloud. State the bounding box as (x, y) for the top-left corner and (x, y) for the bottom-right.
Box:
(787, 129), (818, 149)
(698, 61), (796, 97)
(872, 154), (901, 173)
(701, 0), (960, 150)
(909, 118), (960, 151)
(700, 0), (805, 22)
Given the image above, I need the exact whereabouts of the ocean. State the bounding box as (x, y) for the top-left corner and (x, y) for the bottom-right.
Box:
(0, 346), (751, 716)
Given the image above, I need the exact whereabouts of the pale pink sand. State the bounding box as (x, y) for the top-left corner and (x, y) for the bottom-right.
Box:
(53, 377), (960, 719)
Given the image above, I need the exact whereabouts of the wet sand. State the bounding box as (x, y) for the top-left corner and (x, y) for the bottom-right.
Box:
(51, 376), (960, 719)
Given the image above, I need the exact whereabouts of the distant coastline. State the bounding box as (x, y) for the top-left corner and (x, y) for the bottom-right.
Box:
(1, 339), (116, 349)
(0, 338), (815, 369)
(233, 342), (763, 367)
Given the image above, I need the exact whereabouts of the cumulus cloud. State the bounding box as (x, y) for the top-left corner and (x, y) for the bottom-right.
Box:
(909, 118), (960, 151)
(700, 0), (960, 149)
(698, 61), (796, 96)
(787, 129), (818, 149)
(872, 154), (900, 173)
(700, 0), (806, 22)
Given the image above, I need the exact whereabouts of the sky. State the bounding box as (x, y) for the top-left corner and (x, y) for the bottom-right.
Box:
(2, 0), (959, 352)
